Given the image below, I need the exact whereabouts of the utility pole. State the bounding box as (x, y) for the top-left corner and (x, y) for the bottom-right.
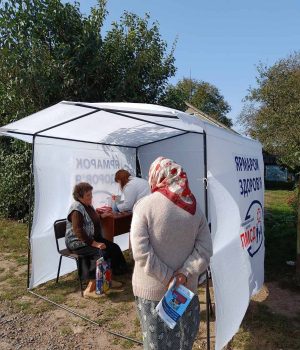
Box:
(189, 69), (192, 102)
(297, 174), (300, 276)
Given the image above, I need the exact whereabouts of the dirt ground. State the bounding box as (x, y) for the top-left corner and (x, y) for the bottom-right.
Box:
(251, 281), (300, 319)
(1, 252), (300, 350)
(0, 253), (213, 350)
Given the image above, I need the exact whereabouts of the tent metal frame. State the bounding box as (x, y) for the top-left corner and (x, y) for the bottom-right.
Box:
(12, 102), (212, 349)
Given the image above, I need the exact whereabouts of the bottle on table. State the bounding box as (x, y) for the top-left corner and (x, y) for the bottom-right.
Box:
(111, 194), (119, 213)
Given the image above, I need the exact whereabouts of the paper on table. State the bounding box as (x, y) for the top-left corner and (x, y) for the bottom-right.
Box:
(155, 278), (194, 329)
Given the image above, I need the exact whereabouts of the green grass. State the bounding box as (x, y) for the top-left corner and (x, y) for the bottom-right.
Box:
(59, 325), (73, 336)
(232, 303), (300, 350)
(15, 300), (33, 312)
(264, 190), (298, 288)
(0, 218), (80, 311)
(0, 270), (12, 282)
(110, 321), (125, 330)
(0, 219), (28, 254)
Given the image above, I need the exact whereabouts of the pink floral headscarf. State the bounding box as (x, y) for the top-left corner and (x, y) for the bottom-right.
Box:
(148, 157), (196, 215)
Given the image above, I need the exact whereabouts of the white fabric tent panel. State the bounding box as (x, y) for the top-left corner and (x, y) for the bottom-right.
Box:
(206, 123), (264, 350)
(75, 102), (204, 133)
(1, 103), (91, 137)
(114, 232), (129, 251)
(0, 129), (33, 143)
(0, 102), (204, 145)
(84, 102), (181, 115)
(39, 110), (184, 147)
(138, 133), (205, 214)
(30, 137), (136, 288)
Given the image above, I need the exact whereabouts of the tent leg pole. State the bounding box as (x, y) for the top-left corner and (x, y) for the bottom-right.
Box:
(208, 286), (214, 317)
(203, 131), (211, 350)
(28, 290), (143, 345)
(27, 135), (36, 289)
(56, 256), (62, 283)
(206, 270), (211, 350)
(135, 147), (141, 177)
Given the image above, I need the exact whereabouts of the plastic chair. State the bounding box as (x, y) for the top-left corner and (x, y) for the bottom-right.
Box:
(53, 219), (84, 297)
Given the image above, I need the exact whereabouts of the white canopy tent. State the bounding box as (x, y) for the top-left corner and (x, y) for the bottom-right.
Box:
(0, 102), (264, 350)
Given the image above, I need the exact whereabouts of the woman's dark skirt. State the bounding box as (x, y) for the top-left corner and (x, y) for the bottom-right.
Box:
(135, 295), (200, 350)
(69, 238), (127, 280)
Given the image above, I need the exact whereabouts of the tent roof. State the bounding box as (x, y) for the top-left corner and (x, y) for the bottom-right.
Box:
(0, 101), (205, 147)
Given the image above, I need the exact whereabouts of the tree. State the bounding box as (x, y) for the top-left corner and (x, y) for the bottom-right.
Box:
(160, 78), (233, 127)
(0, 0), (176, 219)
(239, 52), (300, 275)
(101, 12), (176, 103)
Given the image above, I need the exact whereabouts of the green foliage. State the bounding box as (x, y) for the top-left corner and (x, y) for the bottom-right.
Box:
(0, 0), (176, 219)
(101, 12), (176, 102)
(239, 53), (300, 262)
(0, 0), (107, 115)
(239, 52), (300, 172)
(160, 78), (233, 127)
(0, 139), (31, 220)
(158, 84), (187, 111)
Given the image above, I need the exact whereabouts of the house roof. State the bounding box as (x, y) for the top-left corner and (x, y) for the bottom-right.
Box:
(184, 102), (240, 135)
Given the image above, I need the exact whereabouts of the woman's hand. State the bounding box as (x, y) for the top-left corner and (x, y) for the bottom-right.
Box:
(98, 243), (106, 249)
(174, 273), (187, 287)
(168, 272), (187, 289)
(92, 241), (106, 249)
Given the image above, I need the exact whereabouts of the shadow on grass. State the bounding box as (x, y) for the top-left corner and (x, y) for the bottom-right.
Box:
(231, 302), (300, 350)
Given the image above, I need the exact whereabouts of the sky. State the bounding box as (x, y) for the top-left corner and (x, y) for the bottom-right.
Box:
(68, 0), (300, 128)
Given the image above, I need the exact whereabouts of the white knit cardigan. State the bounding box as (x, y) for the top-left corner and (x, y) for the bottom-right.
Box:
(130, 192), (213, 301)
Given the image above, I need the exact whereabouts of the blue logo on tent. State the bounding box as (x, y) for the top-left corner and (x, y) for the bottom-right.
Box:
(240, 200), (264, 257)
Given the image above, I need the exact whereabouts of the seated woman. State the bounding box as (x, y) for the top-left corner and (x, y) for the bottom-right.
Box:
(65, 182), (128, 298)
(114, 169), (150, 212)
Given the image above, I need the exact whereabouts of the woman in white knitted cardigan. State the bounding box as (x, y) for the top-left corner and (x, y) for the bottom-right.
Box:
(130, 157), (213, 350)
